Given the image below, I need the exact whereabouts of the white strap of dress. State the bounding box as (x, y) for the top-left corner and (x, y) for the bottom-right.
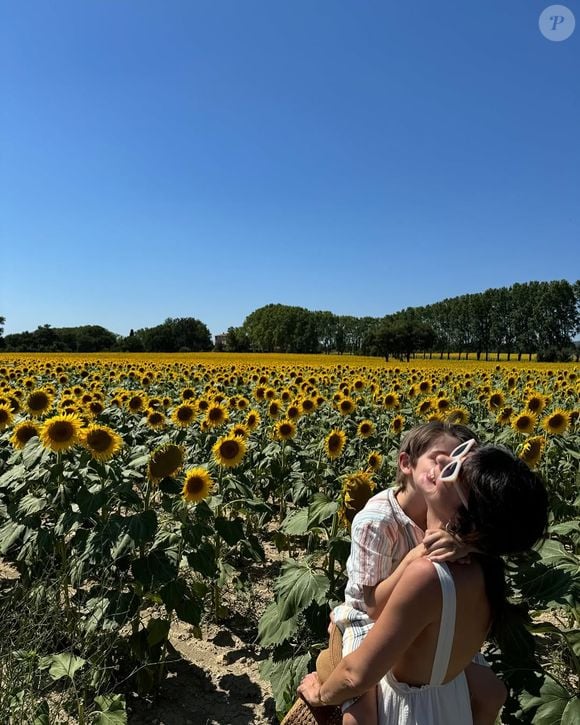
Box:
(429, 561), (456, 686)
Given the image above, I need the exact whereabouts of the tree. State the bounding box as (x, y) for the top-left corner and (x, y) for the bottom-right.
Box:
(139, 318), (212, 352)
(224, 326), (251, 352)
(0, 315), (4, 348)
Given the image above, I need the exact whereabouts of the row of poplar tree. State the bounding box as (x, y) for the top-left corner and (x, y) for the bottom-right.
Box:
(1, 280), (579, 360)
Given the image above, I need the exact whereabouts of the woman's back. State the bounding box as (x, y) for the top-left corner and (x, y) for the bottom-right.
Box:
(390, 558), (491, 687)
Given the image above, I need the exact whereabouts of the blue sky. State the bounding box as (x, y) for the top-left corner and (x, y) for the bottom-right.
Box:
(1, 1), (578, 339)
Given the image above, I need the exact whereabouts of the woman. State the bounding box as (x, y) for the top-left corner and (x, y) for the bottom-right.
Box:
(298, 444), (548, 724)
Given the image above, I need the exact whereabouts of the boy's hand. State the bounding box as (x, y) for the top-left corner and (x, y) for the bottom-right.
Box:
(423, 528), (472, 563)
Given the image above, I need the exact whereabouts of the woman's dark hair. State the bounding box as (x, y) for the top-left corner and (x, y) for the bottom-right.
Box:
(397, 421), (479, 488)
(449, 445), (549, 556)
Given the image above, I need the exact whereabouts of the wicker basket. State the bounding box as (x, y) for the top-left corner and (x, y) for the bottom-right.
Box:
(280, 626), (343, 725)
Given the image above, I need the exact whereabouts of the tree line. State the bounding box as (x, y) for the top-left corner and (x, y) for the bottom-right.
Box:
(1, 279), (579, 360)
(222, 280), (580, 361)
(0, 319), (213, 354)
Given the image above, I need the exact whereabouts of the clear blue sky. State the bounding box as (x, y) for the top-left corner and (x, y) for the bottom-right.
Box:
(1, 1), (579, 339)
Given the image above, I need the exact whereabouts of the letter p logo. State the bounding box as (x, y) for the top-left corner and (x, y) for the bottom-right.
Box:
(539, 5), (575, 41)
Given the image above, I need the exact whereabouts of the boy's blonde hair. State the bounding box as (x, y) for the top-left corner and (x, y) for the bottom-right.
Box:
(396, 421), (479, 489)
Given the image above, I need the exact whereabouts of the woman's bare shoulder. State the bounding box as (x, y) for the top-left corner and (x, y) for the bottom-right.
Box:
(395, 557), (442, 596)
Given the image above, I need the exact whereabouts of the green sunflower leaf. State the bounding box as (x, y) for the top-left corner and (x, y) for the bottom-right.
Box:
(258, 601), (299, 646)
(16, 493), (47, 517)
(215, 515), (245, 545)
(41, 653), (86, 681)
(308, 492), (338, 527)
(520, 675), (574, 725)
(281, 507), (309, 535)
(93, 694), (127, 724)
(274, 558), (330, 621)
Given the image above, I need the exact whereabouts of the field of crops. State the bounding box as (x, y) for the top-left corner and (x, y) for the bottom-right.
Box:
(0, 353), (578, 724)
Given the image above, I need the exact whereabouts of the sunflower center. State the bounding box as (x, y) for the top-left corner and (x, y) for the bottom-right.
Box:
(177, 407), (194, 421)
(48, 421), (75, 442)
(28, 392), (49, 410)
(328, 434), (342, 451)
(86, 429), (113, 451)
(186, 476), (204, 494)
(219, 440), (240, 459)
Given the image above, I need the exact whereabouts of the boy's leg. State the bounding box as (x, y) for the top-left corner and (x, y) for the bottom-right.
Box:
(342, 688), (378, 725)
(465, 662), (507, 725)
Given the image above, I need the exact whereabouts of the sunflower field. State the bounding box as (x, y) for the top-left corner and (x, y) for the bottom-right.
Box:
(0, 353), (578, 724)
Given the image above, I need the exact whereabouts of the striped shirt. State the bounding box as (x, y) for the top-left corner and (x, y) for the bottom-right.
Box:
(343, 487), (424, 611)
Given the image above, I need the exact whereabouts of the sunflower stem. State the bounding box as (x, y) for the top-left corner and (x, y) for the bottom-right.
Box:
(327, 509), (339, 590)
(279, 440), (287, 522)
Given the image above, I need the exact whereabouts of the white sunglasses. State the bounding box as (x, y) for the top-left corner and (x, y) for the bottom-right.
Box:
(439, 438), (476, 508)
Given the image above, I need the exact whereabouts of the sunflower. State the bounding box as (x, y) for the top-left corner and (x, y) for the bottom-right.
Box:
(525, 392), (547, 414)
(357, 419), (375, 438)
(496, 406), (514, 425)
(197, 398), (210, 412)
(339, 472), (376, 526)
(285, 403), (301, 420)
(391, 415), (405, 435)
(338, 397), (356, 416)
(273, 419), (296, 441)
(40, 414), (82, 452)
(383, 392), (400, 410)
(487, 391), (505, 410)
(82, 425), (123, 462)
(127, 393), (147, 414)
(146, 410), (166, 429)
(148, 443), (185, 483)
(367, 451), (383, 472)
(170, 403), (196, 428)
(242, 408), (261, 431)
(181, 387), (196, 401)
(511, 411), (537, 435)
(325, 429), (347, 460)
(0, 404), (13, 430)
(518, 436), (545, 469)
(205, 403), (229, 428)
(229, 423), (250, 439)
(426, 412), (445, 422)
(87, 400), (105, 417)
(542, 409), (571, 435)
(416, 399), (433, 417)
(301, 397), (317, 415)
(446, 407), (469, 425)
(268, 399), (283, 419)
(26, 389), (53, 417)
(254, 386), (266, 401)
(182, 467), (214, 503)
(212, 435), (246, 468)
(436, 397), (451, 412)
(418, 380), (432, 394)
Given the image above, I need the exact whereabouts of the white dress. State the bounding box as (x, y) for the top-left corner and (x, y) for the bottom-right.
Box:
(378, 562), (473, 724)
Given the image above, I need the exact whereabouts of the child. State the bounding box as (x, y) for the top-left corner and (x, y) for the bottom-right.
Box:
(332, 421), (507, 725)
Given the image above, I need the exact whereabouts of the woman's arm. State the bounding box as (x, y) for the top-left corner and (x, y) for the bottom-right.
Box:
(298, 558), (440, 707)
(364, 542), (426, 619)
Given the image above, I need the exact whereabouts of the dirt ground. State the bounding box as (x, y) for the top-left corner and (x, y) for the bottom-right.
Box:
(1, 553), (283, 725)
(126, 616), (279, 725)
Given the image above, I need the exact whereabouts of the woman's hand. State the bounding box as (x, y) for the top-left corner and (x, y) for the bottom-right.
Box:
(423, 528), (471, 563)
(297, 672), (325, 707)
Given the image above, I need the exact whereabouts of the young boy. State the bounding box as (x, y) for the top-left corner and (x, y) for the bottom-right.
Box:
(331, 421), (507, 725)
